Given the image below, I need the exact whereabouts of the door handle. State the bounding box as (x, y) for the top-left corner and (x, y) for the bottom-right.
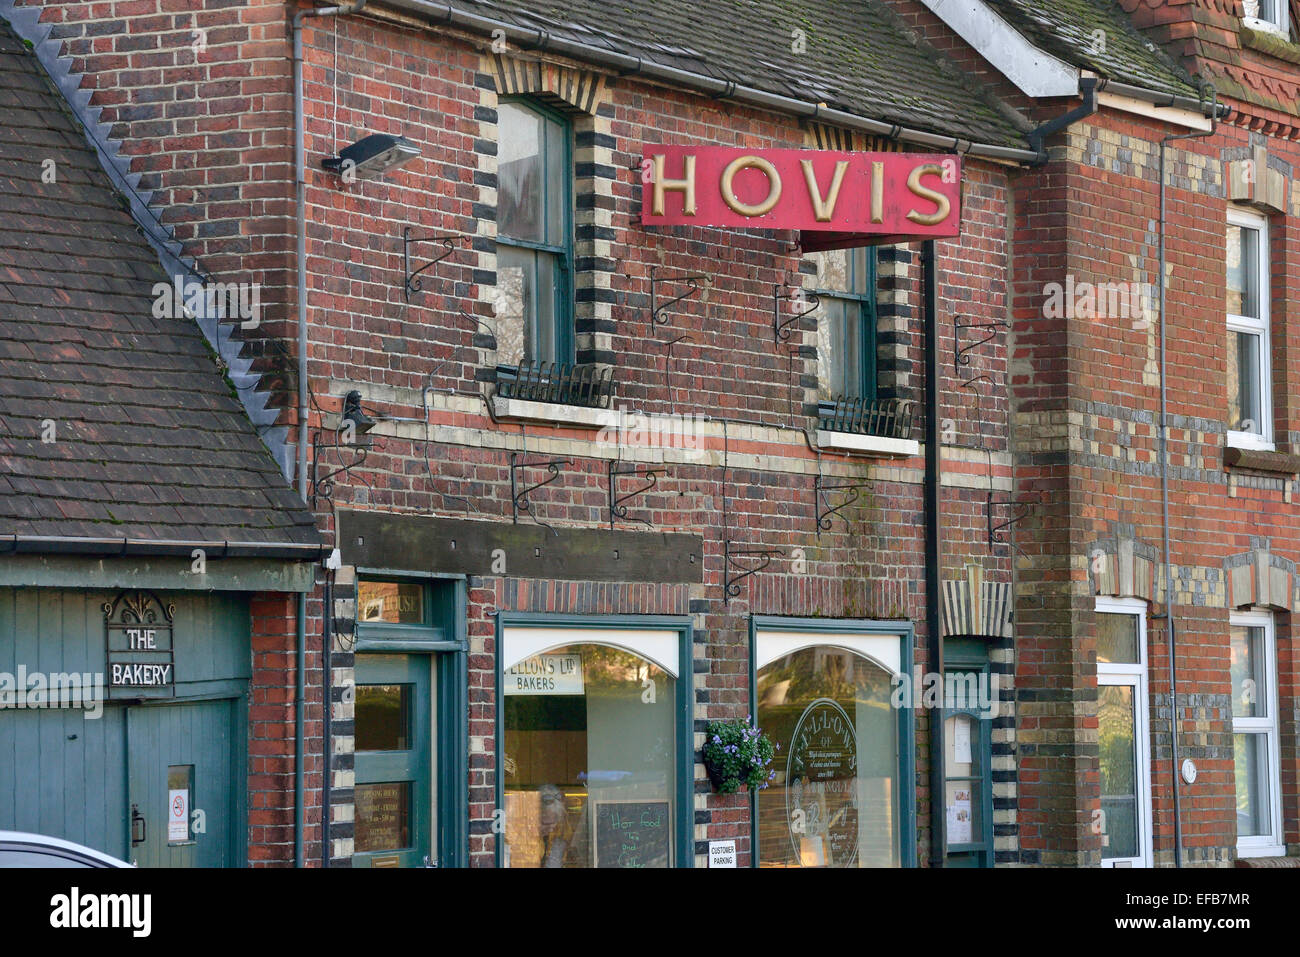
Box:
(130, 804), (146, 846)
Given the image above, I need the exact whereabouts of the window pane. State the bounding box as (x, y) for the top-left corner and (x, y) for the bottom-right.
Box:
(1229, 625), (1267, 718)
(1228, 330), (1263, 434)
(944, 780), (980, 847)
(1234, 733), (1271, 837)
(811, 249), (847, 291)
(502, 645), (675, 868)
(1099, 684), (1139, 860)
(757, 646), (899, 867)
(356, 684), (412, 751)
(357, 580), (424, 624)
(354, 782), (411, 853)
(847, 246), (872, 295)
(1226, 222), (1258, 319)
(496, 246), (560, 364)
(1097, 612), (1139, 664)
(498, 101), (545, 242)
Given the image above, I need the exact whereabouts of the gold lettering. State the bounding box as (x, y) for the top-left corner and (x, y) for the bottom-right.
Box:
(800, 159), (848, 222)
(871, 161), (884, 223)
(720, 155), (782, 217)
(651, 154), (697, 216)
(906, 163), (951, 226)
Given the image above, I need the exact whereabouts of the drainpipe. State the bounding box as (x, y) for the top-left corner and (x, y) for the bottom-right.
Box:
(292, 0), (368, 869)
(922, 239), (944, 867)
(1156, 89), (1219, 869)
(1028, 77), (1099, 164)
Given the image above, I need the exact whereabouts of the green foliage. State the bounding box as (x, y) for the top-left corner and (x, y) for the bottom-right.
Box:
(702, 717), (775, 794)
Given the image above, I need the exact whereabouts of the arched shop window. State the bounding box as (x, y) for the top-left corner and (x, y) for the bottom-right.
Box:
(752, 620), (914, 868)
(498, 621), (689, 868)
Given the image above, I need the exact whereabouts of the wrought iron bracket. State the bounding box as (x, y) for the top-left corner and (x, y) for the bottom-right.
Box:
(815, 473), (873, 536)
(724, 542), (785, 605)
(607, 459), (659, 529)
(510, 453), (570, 533)
(649, 265), (708, 326)
(404, 228), (471, 301)
(310, 428), (371, 511)
(987, 491), (1037, 550)
(954, 315), (1007, 374)
(774, 284), (821, 342)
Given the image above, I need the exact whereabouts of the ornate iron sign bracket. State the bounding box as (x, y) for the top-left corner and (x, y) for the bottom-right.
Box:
(773, 283), (821, 342)
(404, 228), (471, 301)
(311, 427), (371, 511)
(815, 473), (873, 537)
(953, 315), (1007, 375)
(649, 265), (709, 326)
(607, 459), (660, 529)
(987, 491), (1038, 553)
(510, 453), (570, 534)
(724, 543), (785, 604)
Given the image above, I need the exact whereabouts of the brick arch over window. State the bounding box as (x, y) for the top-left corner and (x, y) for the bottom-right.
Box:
(490, 54), (606, 116)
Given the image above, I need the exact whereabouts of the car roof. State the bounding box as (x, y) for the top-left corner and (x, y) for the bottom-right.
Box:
(0, 831), (132, 867)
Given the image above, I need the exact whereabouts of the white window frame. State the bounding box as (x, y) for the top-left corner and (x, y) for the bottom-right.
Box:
(1226, 207), (1274, 451)
(1231, 610), (1284, 858)
(1096, 596), (1154, 868)
(1243, 1), (1289, 36)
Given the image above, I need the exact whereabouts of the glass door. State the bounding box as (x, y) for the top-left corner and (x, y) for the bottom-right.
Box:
(353, 653), (433, 868)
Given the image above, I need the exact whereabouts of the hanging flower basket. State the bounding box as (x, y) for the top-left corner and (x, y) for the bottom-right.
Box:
(701, 716), (776, 794)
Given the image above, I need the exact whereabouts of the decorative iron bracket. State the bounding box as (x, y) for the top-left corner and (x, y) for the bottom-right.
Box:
(310, 427), (371, 511)
(987, 491), (1037, 551)
(724, 542), (785, 604)
(649, 265), (708, 326)
(510, 453), (570, 533)
(815, 473), (873, 536)
(404, 228), (471, 301)
(607, 459), (659, 529)
(774, 284), (821, 342)
(953, 315), (1007, 374)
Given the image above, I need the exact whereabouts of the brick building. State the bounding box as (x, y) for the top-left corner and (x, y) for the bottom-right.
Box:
(1, 0), (1297, 870)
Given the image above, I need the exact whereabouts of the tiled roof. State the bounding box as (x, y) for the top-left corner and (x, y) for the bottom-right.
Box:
(0, 21), (321, 549)
(982, 0), (1203, 101)
(445, 0), (1031, 148)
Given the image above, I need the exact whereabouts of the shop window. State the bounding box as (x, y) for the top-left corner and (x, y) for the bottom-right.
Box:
(1096, 597), (1153, 867)
(499, 620), (689, 868)
(1226, 208), (1273, 450)
(809, 246), (877, 404)
(753, 620), (913, 868)
(1231, 611), (1283, 857)
(943, 640), (994, 867)
(495, 98), (573, 368)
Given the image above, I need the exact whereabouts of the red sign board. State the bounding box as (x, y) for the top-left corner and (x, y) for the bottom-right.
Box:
(640, 146), (961, 250)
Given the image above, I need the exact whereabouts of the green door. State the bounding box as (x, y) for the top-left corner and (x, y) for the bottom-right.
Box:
(125, 698), (241, 867)
(353, 654), (434, 868)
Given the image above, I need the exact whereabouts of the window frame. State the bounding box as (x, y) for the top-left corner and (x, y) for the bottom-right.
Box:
(1243, 1), (1289, 35)
(493, 612), (695, 869)
(495, 96), (575, 366)
(1230, 609), (1284, 858)
(1095, 596), (1154, 868)
(1226, 206), (1274, 451)
(942, 640), (995, 867)
(810, 246), (878, 403)
(748, 615), (917, 869)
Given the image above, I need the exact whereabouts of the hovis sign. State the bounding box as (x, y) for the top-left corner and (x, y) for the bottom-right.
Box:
(640, 146), (961, 250)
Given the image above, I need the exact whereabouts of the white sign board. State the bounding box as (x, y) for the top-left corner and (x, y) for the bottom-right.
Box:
(708, 839), (737, 868)
(168, 788), (189, 842)
(503, 654), (585, 695)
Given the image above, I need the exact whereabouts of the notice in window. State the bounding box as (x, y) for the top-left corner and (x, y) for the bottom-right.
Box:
(947, 788), (972, 845)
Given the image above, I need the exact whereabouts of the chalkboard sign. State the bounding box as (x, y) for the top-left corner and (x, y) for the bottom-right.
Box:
(593, 800), (671, 868)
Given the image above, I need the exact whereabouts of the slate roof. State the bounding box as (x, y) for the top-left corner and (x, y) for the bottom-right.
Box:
(446, 0), (1031, 148)
(0, 21), (321, 551)
(982, 0), (1203, 101)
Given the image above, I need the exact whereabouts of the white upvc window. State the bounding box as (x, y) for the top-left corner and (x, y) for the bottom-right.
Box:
(1230, 610), (1284, 857)
(1226, 208), (1274, 451)
(1096, 597), (1153, 867)
(1243, 0), (1289, 36)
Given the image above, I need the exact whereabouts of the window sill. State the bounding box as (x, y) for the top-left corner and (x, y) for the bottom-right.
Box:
(1223, 444), (1300, 476)
(491, 395), (610, 428)
(816, 430), (920, 458)
(1226, 430), (1275, 453)
(1235, 844), (1288, 862)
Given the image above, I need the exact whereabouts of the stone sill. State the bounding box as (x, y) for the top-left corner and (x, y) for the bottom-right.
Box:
(1241, 21), (1300, 65)
(1224, 445), (1300, 476)
(491, 396), (609, 428)
(1235, 850), (1295, 867)
(816, 430), (920, 457)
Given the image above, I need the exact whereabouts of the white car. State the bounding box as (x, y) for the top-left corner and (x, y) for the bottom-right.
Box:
(0, 832), (133, 868)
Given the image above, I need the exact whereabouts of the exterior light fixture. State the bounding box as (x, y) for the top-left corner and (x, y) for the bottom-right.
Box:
(321, 133), (420, 180)
(341, 390), (377, 435)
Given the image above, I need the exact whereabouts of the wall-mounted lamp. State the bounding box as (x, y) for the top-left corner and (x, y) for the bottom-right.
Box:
(341, 390), (377, 435)
(321, 133), (421, 180)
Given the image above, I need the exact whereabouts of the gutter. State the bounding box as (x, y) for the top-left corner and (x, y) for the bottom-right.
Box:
(292, 0), (369, 870)
(0, 535), (327, 560)
(1091, 74), (1232, 120)
(379, 0), (1040, 163)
